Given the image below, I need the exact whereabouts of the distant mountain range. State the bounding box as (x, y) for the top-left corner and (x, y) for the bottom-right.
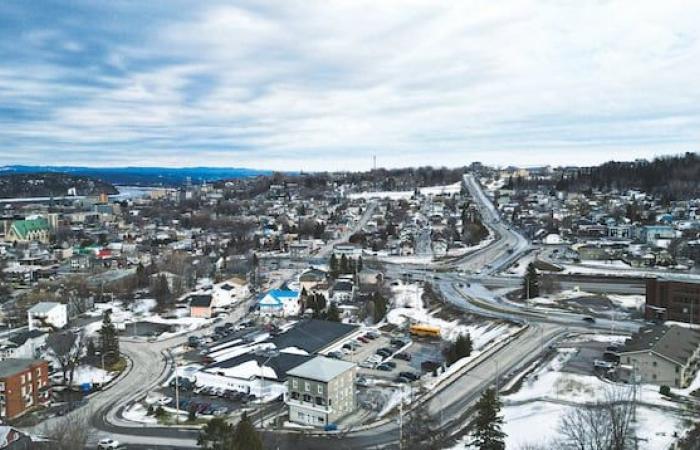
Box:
(0, 165), (272, 187)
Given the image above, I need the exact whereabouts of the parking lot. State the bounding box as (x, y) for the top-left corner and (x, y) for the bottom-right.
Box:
(155, 381), (252, 418)
(328, 330), (444, 384)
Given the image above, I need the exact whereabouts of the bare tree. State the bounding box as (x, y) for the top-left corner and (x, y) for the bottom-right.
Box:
(35, 410), (90, 450)
(557, 386), (635, 450)
(46, 330), (85, 387)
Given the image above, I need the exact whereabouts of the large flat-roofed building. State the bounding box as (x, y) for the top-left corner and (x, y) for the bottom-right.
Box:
(618, 325), (700, 388)
(0, 359), (50, 419)
(286, 356), (356, 427)
(645, 277), (700, 324)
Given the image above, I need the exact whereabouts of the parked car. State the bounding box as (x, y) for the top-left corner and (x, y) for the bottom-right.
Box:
(395, 352), (412, 361)
(376, 364), (393, 372)
(366, 331), (380, 339)
(376, 349), (392, 358)
(357, 336), (369, 344)
(390, 339), (407, 348)
(398, 371), (419, 381)
(328, 351), (344, 359)
(367, 354), (383, 364)
(383, 361), (397, 369)
(395, 376), (411, 384)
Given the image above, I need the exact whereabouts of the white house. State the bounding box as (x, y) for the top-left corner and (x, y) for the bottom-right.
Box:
(258, 290), (301, 317)
(27, 302), (68, 331)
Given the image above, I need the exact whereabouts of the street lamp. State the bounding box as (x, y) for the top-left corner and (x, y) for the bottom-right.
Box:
(256, 349), (279, 428)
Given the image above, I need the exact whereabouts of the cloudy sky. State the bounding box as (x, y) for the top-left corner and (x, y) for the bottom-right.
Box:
(1, 1), (699, 171)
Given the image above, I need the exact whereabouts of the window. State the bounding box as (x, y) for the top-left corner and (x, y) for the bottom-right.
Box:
(291, 392), (299, 400)
(318, 416), (325, 423)
(317, 385), (323, 394)
(652, 361), (657, 367)
(304, 382), (310, 392)
(315, 396), (325, 406)
(292, 379), (298, 388)
(303, 394), (312, 403)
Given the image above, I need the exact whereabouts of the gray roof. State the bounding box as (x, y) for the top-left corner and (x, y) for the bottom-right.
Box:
(287, 356), (355, 382)
(621, 325), (700, 366)
(270, 319), (359, 354)
(0, 358), (44, 378)
(208, 352), (313, 382)
(28, 302), (64, 314)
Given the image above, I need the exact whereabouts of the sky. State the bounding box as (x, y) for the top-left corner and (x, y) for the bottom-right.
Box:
(1, 0), (699, 172)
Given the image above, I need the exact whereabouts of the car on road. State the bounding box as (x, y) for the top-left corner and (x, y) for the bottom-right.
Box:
(582, 316), (596, 323)
(395, 376), (411, 383)
(97, 438), (125, 450)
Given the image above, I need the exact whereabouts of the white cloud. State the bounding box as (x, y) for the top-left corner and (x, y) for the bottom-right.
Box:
(1, 0), (699, 170)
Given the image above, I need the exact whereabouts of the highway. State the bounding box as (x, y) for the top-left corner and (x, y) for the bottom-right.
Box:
(60, 173), (644, 449)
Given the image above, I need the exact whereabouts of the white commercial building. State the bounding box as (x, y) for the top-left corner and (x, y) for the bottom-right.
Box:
(27, 302), (68, 331)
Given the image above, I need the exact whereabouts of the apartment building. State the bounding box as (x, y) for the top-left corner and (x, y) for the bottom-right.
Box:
(286, 356), (356, 427)
(618, 325), (700, 388)
(0, 359), (50, 419)
(646, 277), (700, 324)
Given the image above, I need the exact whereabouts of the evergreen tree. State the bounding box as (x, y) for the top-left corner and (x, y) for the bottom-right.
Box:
(469, 388), (506, 450)
(99, 310), (119, 364)
(339, 254), (349, 274)
(357, 256), (363, 273)
(372, 292), (387, 323)
(152, 274), (171, 308)
(329, 254), (339, 278)
(232, 413), (264, 450)
(197, 417), (233, 449)
(522, 263), (539, 299)
(136, 262), (148, 288)
(326, 302), (341, 322)
(86, 338), (96, 358)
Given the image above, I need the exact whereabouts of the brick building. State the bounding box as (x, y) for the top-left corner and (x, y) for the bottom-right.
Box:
(0, 359), (50, 420)
(645, 277), (700, 324)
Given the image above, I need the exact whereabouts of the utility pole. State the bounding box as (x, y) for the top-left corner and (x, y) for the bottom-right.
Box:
(398, 394), (403, 450)
(174, 356), (180, 424)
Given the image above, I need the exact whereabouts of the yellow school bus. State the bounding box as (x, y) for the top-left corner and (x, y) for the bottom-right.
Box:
(409, 324), (441, 338)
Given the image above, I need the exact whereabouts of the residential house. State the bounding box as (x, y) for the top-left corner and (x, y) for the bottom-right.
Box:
(189, 294), (214, 319)
(258, 289), (301, 317)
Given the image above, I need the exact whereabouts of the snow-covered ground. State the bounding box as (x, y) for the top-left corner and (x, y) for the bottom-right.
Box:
(526, 289), (644, 311)
(347, 182), (462, 200)
(72, 365), (116, 386)
(122, 403), (158, 424)
(387, 282), (517, 346)
(446, 346), (696, 449)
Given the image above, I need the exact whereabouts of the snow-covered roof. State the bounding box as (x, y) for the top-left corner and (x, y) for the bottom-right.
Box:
(287, 356), (355, 382)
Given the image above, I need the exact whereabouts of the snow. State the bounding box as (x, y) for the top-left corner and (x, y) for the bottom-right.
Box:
(377, 386), (412, 418)
(387, 282), (517, 346)
(72, 365), (116, 386)
(202, 359), (277, 381)
(607, 294), (645, 310)
(507, 348), (674, 408)
(347, 182), (462, 200)
(122, 403), (157, 424)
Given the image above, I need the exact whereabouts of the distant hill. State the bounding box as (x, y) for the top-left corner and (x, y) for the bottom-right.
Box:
(515, 152), (700, 201)
(0, 173), (118, 198)
(0, 166), (272, 187)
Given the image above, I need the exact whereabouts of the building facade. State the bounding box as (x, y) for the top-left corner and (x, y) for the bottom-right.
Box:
(0, 359), (50, 420)
(618, 325), (700, 388)
(645, 277), (700, 324)
(286, 356), (356, 427)
(27, 302), (68, 332)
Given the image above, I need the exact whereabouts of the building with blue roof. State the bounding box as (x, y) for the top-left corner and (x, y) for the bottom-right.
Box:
(258, 289), (301, 317)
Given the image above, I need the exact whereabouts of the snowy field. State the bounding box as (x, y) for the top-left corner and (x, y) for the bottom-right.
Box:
(446, 346), (696, 449)
(347, 182), (462, 200)
(387, 282), (516, 347)
(526, 289), (645, 311)
(83, 298), (209, 339)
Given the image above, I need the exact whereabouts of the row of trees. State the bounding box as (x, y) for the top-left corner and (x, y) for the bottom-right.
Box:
(300, 290), (341, 322)
(444, 333), (473, 366)
(198, 414), (264, 450)
(329, 254), (363, 278)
